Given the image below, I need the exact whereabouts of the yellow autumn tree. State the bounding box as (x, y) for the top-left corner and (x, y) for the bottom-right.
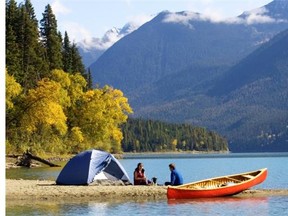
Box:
(6, 69), (23, 153)
(171, 139), (178, 151)
(50, 69), (87, 106)
(72, 86), (133, 153)
(6, 69), (22, 110)
(18, 78), (69, 153)
(66, 72), (87, 105)
(21, 78), (68, 134)
(6, 68), (133, 154)
(50, 69), (87, 152)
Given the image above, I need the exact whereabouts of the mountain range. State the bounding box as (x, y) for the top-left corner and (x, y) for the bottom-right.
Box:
(135, 28), (288, 152)
(78, 19), (153, 67)
(83, 0), (288, 152)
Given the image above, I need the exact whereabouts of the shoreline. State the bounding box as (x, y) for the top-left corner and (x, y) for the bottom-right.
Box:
(6, 152), (288, 169)
(6, 179), (288, 202)
(5, 151), (227, 169)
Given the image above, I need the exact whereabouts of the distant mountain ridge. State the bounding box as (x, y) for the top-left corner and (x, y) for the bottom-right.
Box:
(88, 0), (288, 152)
(78, 18), (154, 67)
(77, 26), (132, 68)
(90, 0), (288, 93)
(77, 27), (120, 67)
(79, 0), (288, 68)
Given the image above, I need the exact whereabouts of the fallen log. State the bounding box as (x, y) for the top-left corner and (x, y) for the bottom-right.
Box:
(16, 152), (61, 168)
(6, 154), (22, 158)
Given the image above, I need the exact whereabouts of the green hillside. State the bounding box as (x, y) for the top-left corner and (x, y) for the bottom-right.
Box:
(121, 118), (228, 152)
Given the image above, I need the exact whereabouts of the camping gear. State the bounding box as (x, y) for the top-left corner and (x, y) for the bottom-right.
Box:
(167, 168), (267, 199)
(152, 177), (157, 184)
(56, 149), (131, 185)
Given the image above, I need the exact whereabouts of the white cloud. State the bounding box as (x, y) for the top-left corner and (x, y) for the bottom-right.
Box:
(246, 13), (275, 24)
(162, 11), (229, 27)
(79, 14), (154, 50)
(78, 27), (123, 50)
(222, 17), (243, 24)
(126, 14), (154, 29)
(78, 38), (101, 50)
(162, 12), (202, 29)
(242, 7), (276, 24)
(162, 6), (287, 26)
(51, 0), (71, 15)
(60, 21), (93, 43)
(202, 7), (226, 22)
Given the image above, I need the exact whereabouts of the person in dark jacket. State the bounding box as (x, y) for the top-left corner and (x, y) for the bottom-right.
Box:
(165, 163), (183, 186)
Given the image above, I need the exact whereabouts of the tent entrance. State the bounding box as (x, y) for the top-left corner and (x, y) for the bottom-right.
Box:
(93, 171), (119, 181)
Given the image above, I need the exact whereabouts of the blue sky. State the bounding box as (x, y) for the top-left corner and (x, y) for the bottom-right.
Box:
(30, 0), (272, 42)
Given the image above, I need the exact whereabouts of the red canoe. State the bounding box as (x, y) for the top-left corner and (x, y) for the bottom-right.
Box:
(167, 168), (268, 199)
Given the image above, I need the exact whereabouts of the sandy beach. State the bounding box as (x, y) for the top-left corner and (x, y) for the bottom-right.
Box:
(6, 179), (288, 202)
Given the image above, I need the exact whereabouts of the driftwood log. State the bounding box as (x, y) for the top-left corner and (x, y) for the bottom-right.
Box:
(14, 151), (61, 168)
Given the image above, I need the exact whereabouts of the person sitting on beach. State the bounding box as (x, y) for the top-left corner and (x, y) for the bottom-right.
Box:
(165, 163), (183, 186)
(134, 162), (150, 185)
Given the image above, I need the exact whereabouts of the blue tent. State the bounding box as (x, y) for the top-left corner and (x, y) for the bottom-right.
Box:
(56, 149), (131, 185)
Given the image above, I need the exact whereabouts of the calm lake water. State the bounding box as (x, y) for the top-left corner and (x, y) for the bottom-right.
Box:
(6, 153), (288, 215)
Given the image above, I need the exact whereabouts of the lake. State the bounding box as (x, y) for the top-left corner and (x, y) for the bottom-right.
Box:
(6, 153), (288, 215)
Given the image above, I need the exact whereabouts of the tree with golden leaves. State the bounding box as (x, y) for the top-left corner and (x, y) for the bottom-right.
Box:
(6, 68), (133, 154)
(69, 86), (133, 153)
(6, 69), (22, 110)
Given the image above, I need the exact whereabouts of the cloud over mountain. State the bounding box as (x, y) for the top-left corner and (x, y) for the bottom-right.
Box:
(242, 7), (285, 24)
(162, 4), (288, 26)
(77, 14), (155, 67)
(78, 15), (154, 51)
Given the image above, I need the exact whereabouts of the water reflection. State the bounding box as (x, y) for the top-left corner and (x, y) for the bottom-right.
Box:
(167, 196), (268, 205)
(167, 197), (269, 216)
(7, 196), (272, 216)
(6, 166), (61, 181)
(6, 199), (162, 216)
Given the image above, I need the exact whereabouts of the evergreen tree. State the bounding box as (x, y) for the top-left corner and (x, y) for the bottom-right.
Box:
(62, 31), (87, 83)
(6, 0), (21, 80)
(121, 118), (229, 152)
(40, 4), (63, 70)
(17, 0), (49, 91)
(70, 42), (86, 75)
(86, 68), (93, 90)
(6, 0), (49, 91)
(62, 31), (72, 73)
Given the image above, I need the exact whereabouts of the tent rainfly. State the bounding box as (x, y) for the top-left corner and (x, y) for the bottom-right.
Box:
(56, 149), (131, 185)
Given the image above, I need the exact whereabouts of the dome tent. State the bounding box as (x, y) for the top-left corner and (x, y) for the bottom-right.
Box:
(56, 149), (131, 185)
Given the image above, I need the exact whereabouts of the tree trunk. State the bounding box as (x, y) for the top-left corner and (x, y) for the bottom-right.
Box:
(16, 151), (61, 168)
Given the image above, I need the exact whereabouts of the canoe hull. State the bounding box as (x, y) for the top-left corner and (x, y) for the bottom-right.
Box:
(167, 168), (268, 199)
